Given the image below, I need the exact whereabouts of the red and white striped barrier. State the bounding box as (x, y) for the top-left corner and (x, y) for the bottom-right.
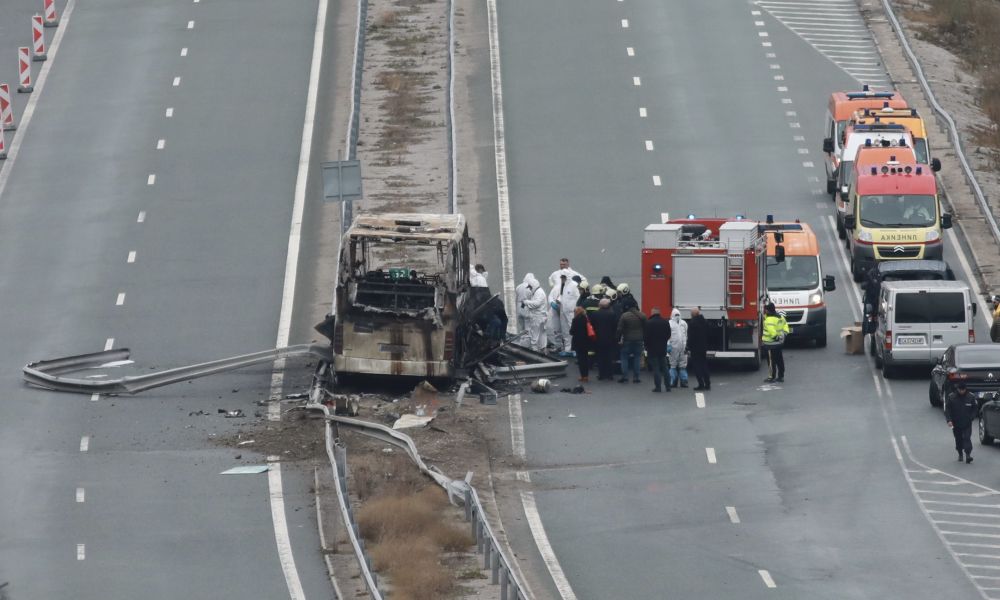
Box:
(32, 16), (47, 61)
(0, 84), (14, 131)
(17, 47), (33, 93)
(43, 0), (59, 27)
(0, 128), (7, 160)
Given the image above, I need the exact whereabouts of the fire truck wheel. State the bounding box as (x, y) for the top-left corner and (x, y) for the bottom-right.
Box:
(746, 349), (762, 371)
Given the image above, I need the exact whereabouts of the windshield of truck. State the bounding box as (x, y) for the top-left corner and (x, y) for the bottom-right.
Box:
(894, 292), (965, 323)
(767, 256), (820, 291)
(914, 138), (928, 164)
(860, 195), (936, 228)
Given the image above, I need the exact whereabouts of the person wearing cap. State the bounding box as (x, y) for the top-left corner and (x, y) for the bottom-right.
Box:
(762, 303), (790, 383)
(945, 382), (978, 464)
(643, 307), (671, 393)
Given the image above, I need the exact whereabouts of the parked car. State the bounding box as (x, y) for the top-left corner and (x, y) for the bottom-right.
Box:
(978, 392), (1000, 445)
(862, 259), (954, 344)
(929, 344), (1000, 408)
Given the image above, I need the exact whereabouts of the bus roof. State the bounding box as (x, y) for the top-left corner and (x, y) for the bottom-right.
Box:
(830, 90), (907, 120)
(855, 165), (937, 195)
(764, 222), (819, 256)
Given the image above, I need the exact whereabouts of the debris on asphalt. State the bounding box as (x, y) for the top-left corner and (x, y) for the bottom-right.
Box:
(220, 465), (269, 475)
(237, 440), (255, 446)
(285, 392), (309, 400)
(567, 413), (577, 418)
(560, 386), (585, 394)
(392, 414), (436, 430)
(530, 378), (552, 393)
(218, 409), (245, 418)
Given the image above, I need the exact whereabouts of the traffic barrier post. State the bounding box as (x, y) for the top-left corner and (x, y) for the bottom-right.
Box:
(32, 16), (48, 61)
(0, 84), (15, 131)
(43, 0), (59, 27)
(17, 48), (33, 93)
(0, 128), (7, 160)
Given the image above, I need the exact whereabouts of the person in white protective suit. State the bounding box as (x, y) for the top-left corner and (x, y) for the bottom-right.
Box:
(547, 273), (580, 354)
(548, 258), (583, 289)
(668, 308), (689, 388)
(519, 274), (548, 352)
(470, 264), (489, 288)
(515, 274), (535, 333)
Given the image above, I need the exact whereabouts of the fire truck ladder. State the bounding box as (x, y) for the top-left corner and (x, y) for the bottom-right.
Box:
(726, 248), (745, 309)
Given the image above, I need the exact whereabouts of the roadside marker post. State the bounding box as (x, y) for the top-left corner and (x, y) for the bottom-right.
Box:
(0, 128), (7, 160)
(0, 84), (15, 131)
(32, 16), (48, 61)
(17, 48), (33, 93)
(43, 0), (59, 27)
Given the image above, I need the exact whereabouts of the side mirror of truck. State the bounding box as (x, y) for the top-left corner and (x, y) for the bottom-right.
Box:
(931, 158), (942, 172)
(844, 215), (856, 229)
(823, 138), (834, 154)
(942, 213), (953, 229)
(973, 303), (978, 316)
(823, 275), (836, 292)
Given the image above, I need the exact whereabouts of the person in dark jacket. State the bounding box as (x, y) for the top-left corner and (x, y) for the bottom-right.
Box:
(687, 307), (711, 391)
(617, 304), (647, 383)
(945, 382), (978, 463)
(643, 307), (672, 392)
(569, 307), (593, 382)
(589, 299), (619, 380)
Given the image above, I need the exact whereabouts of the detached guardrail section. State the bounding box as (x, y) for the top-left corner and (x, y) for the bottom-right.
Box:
(311, 403), (531, 600)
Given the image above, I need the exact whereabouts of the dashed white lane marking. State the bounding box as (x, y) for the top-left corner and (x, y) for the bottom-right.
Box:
(638, 107), (647, 117)
(180, 47), (188, 57)
(789, 122), (801, 128)
(652, 175), (662, 186)
(770, 64), (781, 70)
(706, 447), (717, 464)
(76, 488), (85, 503)
(751, 10), (761, 15)
(77, 544), (85, 561)
(156, 139), (165, 150)
(786, 111), (797, 117)
(632, 76), (641, 86)
(172, 76), (181, 87)
(626, 47), (634, 57)
(758, 31), (769, 37)
(115, 292), (125, 306)
(766, 52), (776, 58)
(147, 173), (156, 186)
(781, 98), (792, 104)
(755, 20), (765, 26)
(695, 392), (705, 408)
(90, 393), (99, 402)
(802, 161), (814, 168)
(797, 148), (808, 154)
(762, 41), (772, 47)
(644, 140), (654, 151)
(165, 107), (174, 117)
(127, 250), (136, 263)
(79, 436), (89, 452)
(777, 85), (788, 91)
(758, 569), (777, 588)
(621, 18), (629, 28)
(186, 20), (194, 29)
(104, 338), (114, 351)
(774, 74), (784, 80)
(726, 506), (740, 524)
(137, 210), (146, 223)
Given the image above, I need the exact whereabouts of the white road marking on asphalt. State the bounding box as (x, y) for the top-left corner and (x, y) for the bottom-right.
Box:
(621, 18), (629, 28)
(931, 510), (1000, 519)
(755, 20), (765, 26)
(0, 0), (78, 201)
(104, 338), (114, 351)
(156, 139), (165, 150)
(926, 501), (1000, 509)
(942, 532), (1000, 540)
(789, 122), (800, 128)
(797, 148), (808, 154)
(766, 52), (776, 58)
(165, 107), (174, 117)
(947, 228), (992, 322)
(774, 74), (784, 80)
(802, 161), (813, 168)
(758, 569), (776, 588)
(751, 10), (761, 15)
(782, 98), (793, 104)
(758, 31), (769, 37)
(137, 210), (146, 223)
(80, 436), (89, 452)
(147, 174), (156, 186)
(181, 47), (188, 56)
(187, 20), (194, 29)
(77, 544), (85, 560)
(639, 107), (647, 117)
(726, 506), (740, 523)
(116, 292), (125, 306)
(510, 394), (526, 459)
(633, 76), (641, 86)
(770, 64), (781, 70)
(127, 251), (136, 263)
(521, 491), (579, 600)
(626, 47), (634, 56)
(695, 392), (705, 408)
(762, 41), (772, 47)
(267, 459), (306, 600)
(90, 393), (99, 402)
(76, 488), (85, 503)
(644, 140), (654, 151)
(172, 76), (181, 87)
(706, 447), (717, 464)
(795, 136), (806, 143)
(652, 175), (662, 186)
(938, 521), (1000, 529)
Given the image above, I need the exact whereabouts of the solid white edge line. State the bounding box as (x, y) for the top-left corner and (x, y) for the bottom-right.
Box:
(0, 0), (77, 201)
(264, 0), (328, 597)
(521, 491), (580, 600)
(313, 468), (346, 599)
(509, 393), (526, 459)
(486, 0), (517, 328)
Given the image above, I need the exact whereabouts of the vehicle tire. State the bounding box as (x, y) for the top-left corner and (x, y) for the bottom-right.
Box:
(980, 416), (995, 446)
(882, 356), (897, 379)
(745, 349), (762, 371)
(827, 179), (836, 195)
(851, 258), (863, 283)
(815, 332), (827, 348)
(837, 218), (846, 240)
(869, 334), (877, 357)
(929, 380), (943, 408)
(873, 342), (884, 369)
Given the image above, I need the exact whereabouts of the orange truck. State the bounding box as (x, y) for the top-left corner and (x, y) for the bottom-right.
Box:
(822, 86), (907, 196)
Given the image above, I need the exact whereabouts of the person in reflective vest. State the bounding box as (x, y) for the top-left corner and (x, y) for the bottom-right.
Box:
(762, 303), (790, 383)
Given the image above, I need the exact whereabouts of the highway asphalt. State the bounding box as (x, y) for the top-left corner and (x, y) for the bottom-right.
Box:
(497, 0), (999, 597)
(0, 0), (333, 598)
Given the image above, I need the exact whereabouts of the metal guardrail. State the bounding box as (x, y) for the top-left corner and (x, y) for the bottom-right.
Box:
(342, 0), (369, 232)
(879, 0), (1000, 246)
(22, 345), (329, 394)
(312, 406), (531, 599)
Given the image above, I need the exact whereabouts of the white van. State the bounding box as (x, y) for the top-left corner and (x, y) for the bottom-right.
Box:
(872, 280), (976, 377)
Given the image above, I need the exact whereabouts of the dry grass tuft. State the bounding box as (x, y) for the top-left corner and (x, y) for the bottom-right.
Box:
(430, 522), (475, 552)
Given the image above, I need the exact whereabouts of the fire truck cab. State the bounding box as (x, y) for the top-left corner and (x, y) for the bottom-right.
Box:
(641, 217), (767, 368)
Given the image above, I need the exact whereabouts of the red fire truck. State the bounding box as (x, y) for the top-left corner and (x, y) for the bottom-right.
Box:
(641, 217), (768, 368)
